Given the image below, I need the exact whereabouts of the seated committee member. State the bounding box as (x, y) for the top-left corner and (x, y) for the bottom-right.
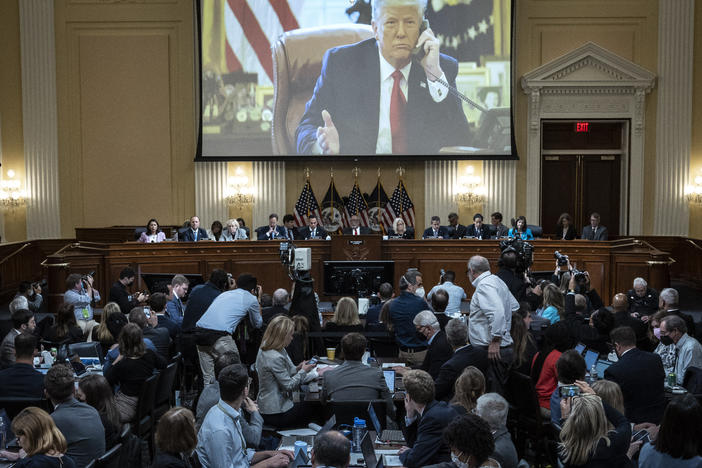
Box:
(422, 216), (449, 239)
(446, 212), (467, 239)
(138, 218), (166, 243)
(508, 216), (534, 240)
(398, 369), (458, 468)
(295, 0), (469, 155)
(465, 213), (490, 239)
(256, 213), (285, 240)
(221, 218), (248, 241)
(490, 212), (510, 238)
(387, 217), (414, 239)
(322, 333), (390, 401)
(179, 216), (209, 242)
(299, 214), (328, 240)
(581, 212), (608, 240)
(342, 214), (372, 235)
(207, 220), (224, 241)
(281, 214), (300, 241)
(556, 212), (577, 240)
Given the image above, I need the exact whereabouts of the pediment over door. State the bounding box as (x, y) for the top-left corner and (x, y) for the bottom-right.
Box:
(520, 42), (656, 236)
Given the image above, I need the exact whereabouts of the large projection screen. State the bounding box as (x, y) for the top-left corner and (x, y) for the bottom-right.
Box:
(197, 0), (514, 160)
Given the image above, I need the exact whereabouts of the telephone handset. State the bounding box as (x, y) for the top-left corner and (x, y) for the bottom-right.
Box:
(411, 18), (429, 60)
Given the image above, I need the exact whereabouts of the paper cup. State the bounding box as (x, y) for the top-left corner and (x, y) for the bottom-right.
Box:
(326, 347), (336, 360)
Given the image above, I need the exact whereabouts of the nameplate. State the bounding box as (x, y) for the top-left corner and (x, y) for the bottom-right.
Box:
(348, 240), (364, 245)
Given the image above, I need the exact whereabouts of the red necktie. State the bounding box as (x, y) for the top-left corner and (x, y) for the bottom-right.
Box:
(390, 70), (407, 154)
(354, 228), (359, 236)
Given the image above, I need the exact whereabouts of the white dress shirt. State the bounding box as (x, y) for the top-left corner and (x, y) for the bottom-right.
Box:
(468, 271), (519, 347)
(375, 49), (449, 154)
(428, 281), (467, 318)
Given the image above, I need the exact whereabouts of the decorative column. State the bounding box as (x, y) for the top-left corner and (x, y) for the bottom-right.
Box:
(653, 0), (694, 235)
(194, 162), (228, 225)
(483, 159), (516, 221)
(253, 161), (285, 229)
(424, 160), (457, 226)
(19, 0), (61, 239)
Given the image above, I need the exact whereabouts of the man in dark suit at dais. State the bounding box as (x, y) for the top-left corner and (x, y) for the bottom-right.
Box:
(295, 0), (470, 155)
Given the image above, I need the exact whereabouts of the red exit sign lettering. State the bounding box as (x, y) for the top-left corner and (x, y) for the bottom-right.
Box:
(575, 122), (590, 132)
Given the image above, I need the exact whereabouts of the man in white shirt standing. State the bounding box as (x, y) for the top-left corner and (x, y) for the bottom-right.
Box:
(427, 270), (466, 318)
(467, 255), (519, 393)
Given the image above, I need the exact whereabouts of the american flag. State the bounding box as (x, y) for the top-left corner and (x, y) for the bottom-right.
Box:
(342, 182), (370, 227)
(293, 179), (322, 227)
(382, 179), (416, 228)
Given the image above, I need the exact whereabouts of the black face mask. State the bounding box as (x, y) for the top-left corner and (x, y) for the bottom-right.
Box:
(660, 335), (674, 346)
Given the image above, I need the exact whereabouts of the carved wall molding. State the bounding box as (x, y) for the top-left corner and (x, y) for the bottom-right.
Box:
(521, 41), (655, 235)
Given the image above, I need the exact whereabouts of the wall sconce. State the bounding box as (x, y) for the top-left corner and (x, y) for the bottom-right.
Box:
(685, 169), (702, 205)
(225, 167), (254, 208)
(455, 166), (486, 204)
(0, 170), (28, 210)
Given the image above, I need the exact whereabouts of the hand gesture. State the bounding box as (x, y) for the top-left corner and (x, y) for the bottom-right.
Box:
(301, 360), (316, 373)
(33, 283), (42, 295)
(243, 397), (259, 413)
(316, 110), (339, 155)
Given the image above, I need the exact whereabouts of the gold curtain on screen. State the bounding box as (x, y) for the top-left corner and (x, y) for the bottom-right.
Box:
(201, 0), (228, 73)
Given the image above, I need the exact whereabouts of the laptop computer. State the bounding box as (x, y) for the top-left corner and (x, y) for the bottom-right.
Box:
(574, 343), (586, 354)
(383, 370), (395, 393)
(367, 403), (404, 444)
(595, 359), (613, 376)
(280, 414), (336, 447)
(584, 349), (599, 371)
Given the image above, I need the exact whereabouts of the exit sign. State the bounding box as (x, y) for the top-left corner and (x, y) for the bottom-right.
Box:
(575, 122), (590, 132)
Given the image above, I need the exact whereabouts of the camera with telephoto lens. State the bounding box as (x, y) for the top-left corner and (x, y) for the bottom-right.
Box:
(554, 250), (570, 267)
(499, 238), (533, 274)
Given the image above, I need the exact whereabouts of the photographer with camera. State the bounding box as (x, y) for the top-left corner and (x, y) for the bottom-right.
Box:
(554, 251), (605, 315)
(562, 274), (615, 355)
(16, 281), (44, 313)
(496, 248), (528, 303)
(108, 267), (146, 315)
(64, 272), (101, 336)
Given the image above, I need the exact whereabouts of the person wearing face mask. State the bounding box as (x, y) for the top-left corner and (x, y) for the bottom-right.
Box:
(434, 413), (500, 468)
(108, 267), (146, 315)
(388, 269), (429, 366)
(650, 311), (676, 373)
(603, 326), (666, 424)
(659, 315), (702, 386)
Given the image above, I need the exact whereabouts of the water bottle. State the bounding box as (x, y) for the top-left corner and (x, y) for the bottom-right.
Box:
(352, 417), (366, 453)
(589, 364), (598, 384)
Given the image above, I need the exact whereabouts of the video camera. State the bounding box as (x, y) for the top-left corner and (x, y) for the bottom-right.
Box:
(499, 238), (533, 274)
(280, 242), (312, 280)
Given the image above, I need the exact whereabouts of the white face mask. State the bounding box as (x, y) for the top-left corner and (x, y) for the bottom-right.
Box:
(451, 452), (468, 468)
(415, 287), (425, 298)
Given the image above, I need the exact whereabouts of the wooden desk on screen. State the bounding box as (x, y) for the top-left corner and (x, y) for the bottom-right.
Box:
(44, 238), (670, 312)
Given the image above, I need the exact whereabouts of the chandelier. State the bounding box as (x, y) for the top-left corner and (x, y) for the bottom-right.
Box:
(226, 167), (254, 208)
(0, 170), (28, 210)
(455, 165), (486, 204)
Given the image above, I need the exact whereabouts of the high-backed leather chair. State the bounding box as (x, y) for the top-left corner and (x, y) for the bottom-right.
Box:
(271, 24), (374, 155)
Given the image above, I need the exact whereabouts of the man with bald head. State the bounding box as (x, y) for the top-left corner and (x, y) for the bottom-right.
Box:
(311, 430), (351, 468)
(611, 292), (647, 348)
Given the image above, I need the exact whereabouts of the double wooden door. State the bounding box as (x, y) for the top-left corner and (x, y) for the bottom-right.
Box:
(541, 154), (621, 237)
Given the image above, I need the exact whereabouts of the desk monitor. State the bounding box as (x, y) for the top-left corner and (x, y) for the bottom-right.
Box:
(323, 261), (394, 296)
(141, 273), (204, 301)
(584, 349), (599, 371)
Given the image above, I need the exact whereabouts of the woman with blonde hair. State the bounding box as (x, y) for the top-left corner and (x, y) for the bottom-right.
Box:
(91, 302), (120, 351)
(4, 406), (76, 467)
(256, 315), (317, 428)
(221, 218), (248, 241)
(541, 284), (565, 324)
(388, 217), (414, 239)
(153, 407), (198, 467)
(559, 383), (632, 467)
(451, 366), (486, 414)
(324, 297), (363, 331)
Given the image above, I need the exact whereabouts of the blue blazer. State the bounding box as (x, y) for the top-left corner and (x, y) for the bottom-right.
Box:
(508, 228), (534, 240)
(296, 39), (470, 155)
(422, 226), (450, 239)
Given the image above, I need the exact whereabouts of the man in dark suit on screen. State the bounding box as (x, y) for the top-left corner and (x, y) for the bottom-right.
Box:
(604, 326), (665, 424)
(295, 0), (470, 155)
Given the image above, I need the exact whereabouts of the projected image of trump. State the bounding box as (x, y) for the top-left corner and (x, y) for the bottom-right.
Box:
(295, 0), (471, 155)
